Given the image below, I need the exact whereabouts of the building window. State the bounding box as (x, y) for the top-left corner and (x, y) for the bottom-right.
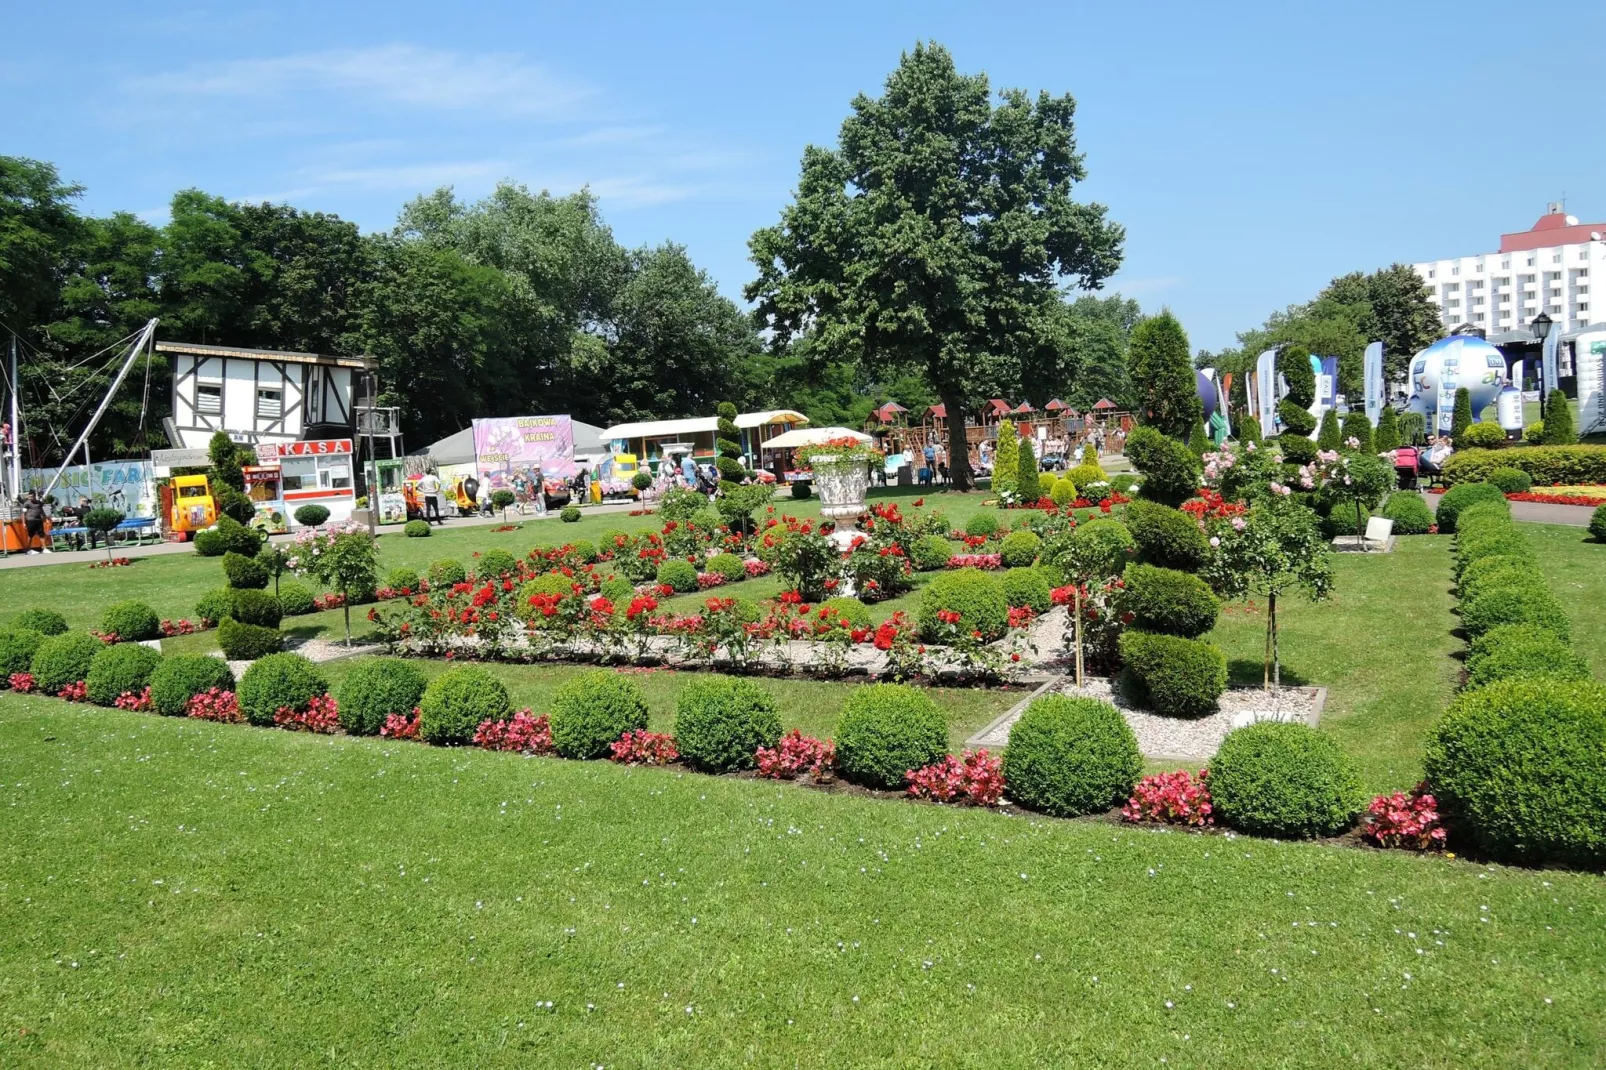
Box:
(1451, 265), (1460, 275)
(196, 383), (222, 415)
(1579, 285), (1589, 295)
(256, 387), (283, 419)
(1427, 269), (1436, 279)
(1473, 313), (1484, 322)
(1580, 268), (1589, 278)
(1553, 253), (1563, 263)
(1579, 303), (1589, 313)
(1501, 258), (1511, 269)
(1526, 256), (1535, 266)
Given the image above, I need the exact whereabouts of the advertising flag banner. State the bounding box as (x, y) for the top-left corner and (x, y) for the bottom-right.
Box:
(1363, 342), (1384, 427)
(1575, 328), (1606, 436)
(1255, 349), (1278, 436)
(1541, 320), (1561, 396)
(472, 416), (577, 487)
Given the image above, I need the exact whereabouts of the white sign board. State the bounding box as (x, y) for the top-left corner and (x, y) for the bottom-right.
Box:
(1576, 328), (1606, 436)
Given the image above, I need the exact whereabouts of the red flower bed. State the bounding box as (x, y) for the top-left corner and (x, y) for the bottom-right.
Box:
(8, 672), (36, 693)
(160, 618), (200, 637)
(946, 553), (1002, 570)
(273, 693), (339, 733)
(88, 557), (133, 569)
(905, 750), (1005, 805)
(185, 688), (241, 723)
(381, 709), (421, 740)
(1122, 770), (1213, 826)
(609, 729), (679, 765)
(1361, 783), (1447, 850)
(1505, 490), (1606, 506)
(474, 709), (553, 754)
(115, 687), (153, 712)
(755, 730), (835, 781)
(57, 680), (89, 702)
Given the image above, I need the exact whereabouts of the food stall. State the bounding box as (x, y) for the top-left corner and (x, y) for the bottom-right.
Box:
(243, 464), (288, 533)
(256, 439), (357, 525)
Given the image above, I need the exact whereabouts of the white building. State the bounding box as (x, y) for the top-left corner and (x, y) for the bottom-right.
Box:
(1412, 205), (1603, 338)
(158, 341), (373, 450)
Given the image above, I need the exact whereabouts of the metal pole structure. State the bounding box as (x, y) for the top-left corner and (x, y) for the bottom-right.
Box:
(8, 331), (19, 501)
(40, 319), (158, 503)
(363, 371), (377, 538)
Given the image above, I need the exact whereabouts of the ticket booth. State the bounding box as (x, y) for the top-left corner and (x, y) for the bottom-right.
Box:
(259, 439), (357, 525)
(243, 464), (288, 533)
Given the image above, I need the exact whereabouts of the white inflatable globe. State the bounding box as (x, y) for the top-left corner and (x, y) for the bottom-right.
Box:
(1405, 335), (1508, 432)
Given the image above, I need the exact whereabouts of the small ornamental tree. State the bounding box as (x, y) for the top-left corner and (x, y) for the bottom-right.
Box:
(1542, 388), (1577, 445)
(1317, 408), (1342, 451)
(291, 522), (379, 645)
(1237, 414), (1261, 446)
(82, 507), (124, 563)
(1317, 447), (1396, 549)
(1450, 387), (1473, 442)
(715, 401), (744, 484)
(1202, 495), (1333, 687)
(1277, 345), (1317, 438)
(1373, 404), (1401, 452)
(1127, 310), (1201, 439)
(1016, 436), (1040, 504)
(992, 419), (1018, 499)
(1050, 517), (1136, 685)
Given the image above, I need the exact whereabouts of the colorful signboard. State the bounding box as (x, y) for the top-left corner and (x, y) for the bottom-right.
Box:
(1363, 342), (1384, 428)
(472, 415), (577, 487)
(20, 460), (157, 517)
(1577, 330), (1606, 436)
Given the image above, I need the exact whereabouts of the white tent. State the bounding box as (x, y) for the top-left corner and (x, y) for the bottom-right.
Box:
(759, 426), (873, 450)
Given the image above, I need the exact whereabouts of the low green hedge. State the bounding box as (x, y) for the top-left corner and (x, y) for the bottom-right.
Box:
(30, 632), (104, 693)
(1119, 563), (1219, 639)
(1380, 492), (1434, 535)
(85, 643), (163, 706)
(1000, 568), (1052, 614)
(1442, 444), (1606, 487)
(673, 677), (782, 773)
(237, 653), (328, 727)
(336, 659), (428, 735)
(1435, 483), (1507, 534)
(549, 671), (649, 759)
(834, 684), (949, 790)
(1208, 721), (1364, 838)
(1464, 626), (1591, 689)
(101, 601), (161, 642)
(1424, 677), (1606, 866)
(418, 665), (512, 745)
(1118, 631), (1227, 718)
(148, 655), (235, 716)
(917, 568), (1009, 643)
(1002, 694), (1141, 817)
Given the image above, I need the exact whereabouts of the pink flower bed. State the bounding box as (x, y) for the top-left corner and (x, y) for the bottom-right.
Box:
(1122, 770), (1213, 826)
(905, 750), (1005, 805)
(1362, 784), (1447, 850)
(755, 730), (835, 782)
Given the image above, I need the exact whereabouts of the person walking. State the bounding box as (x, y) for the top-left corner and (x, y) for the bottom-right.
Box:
(416, 470), (445, 525)
(21, 491), (50, 554)
(530, 463), (547, 516)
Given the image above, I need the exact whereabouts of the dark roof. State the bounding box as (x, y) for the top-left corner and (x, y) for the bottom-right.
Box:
(156, 340), (374, 370)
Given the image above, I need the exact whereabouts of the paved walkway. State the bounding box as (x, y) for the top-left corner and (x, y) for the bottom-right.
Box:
(1421, 491), (1594, 527)
(0, 501), (644, 571)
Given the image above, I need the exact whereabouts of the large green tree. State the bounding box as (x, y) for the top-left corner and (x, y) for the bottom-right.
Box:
(1127, 309), (1200, 438)
(0, 156), (83, 336)
(746, 43), (1123, 490)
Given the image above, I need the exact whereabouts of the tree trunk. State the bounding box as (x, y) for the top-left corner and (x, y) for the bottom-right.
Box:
(942, 393), (973, 492)
(1355, 501), (1365, 549)
(1073, 585), (1084, 687)
(1269, 590), (1280, 688)
(342, 588), (352, 647)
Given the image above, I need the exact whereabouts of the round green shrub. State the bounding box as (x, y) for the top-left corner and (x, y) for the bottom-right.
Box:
(599, 575), (636, 606)
(277, 580), (316, 616)
(101, 600), (161, 642)
(418, 665), (512, 745)
(1049, 477), (1077, 507)
(222, 551), (269, 590)
(404, 520), (431, 538)
(1000, 567), (1052, 614)
(1066, 463), (1106, 495)
(1459, 584), (1571, 642)
(1462, 423), (1508, 449)
(834, 684), (949, 789)
(1486, 466), (1532, 493)
(0, 628), (45, 680)
(226, 589), (283, 628)
(821, 597), (872, 630)
(549, 671), (649, 759)
(217, 618), (282, 661)
(1209, 722), (1364, 838)
(194, 588), (235, 625)
(1118, 631), (1228, 718)
(477, 548), (519, 578)
(673, 677), (782, 772)
(1123, 499), (1208, 571)
(560, 505), (582, 523)
(86, 643), (163, 706)
(193, 528), (226, 556)
(789, 481), (811, 500)
(1424, 678), (1606, 866)
(335, 658), (428, 735)
(427, 559), (466, 586)
(998, 529), (1042, 568)
(1457, 559), (1537, 606)
(1380, 492), (1434, 535)
(1277, 435), (1317, 466)
(1119, 563), (1220, 638)
(1002, 694), (1141, 817)
(148, 654), (235, 716)
(237, 653), (327, 727)
(964, 512), (1000, 537)
(386, 567), (421, 592)
(910, 535), (956, 571)
(12, 608), (68, 636)
(1454, 500), (1513, 540)
(917, 568), (1009, 642)
(707, 552), (746, 581)
(632, 471), (655, 492)
(30, 632), (105, 693)
(1591, 503), (1606, 542)
(1435, 482), (1507, 534)
(657, 559), (699, 593)
(1465, 627), (1590, 689)
(293, 504), (331, 526)
(1454, 529), (1533, 580)
(1322, 507), (1371, 539)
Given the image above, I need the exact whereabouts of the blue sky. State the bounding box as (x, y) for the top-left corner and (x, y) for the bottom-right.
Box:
(4, 0), (1603, 352)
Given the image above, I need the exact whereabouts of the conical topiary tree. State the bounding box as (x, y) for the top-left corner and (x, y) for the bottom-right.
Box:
(1238, 414), (1262, 446)
(1017, 436), (1040, 503)
(1341, 410), (1372, 452)
(1190, 417), (1212, 458)
(1374, 405), (1400, 452)
(1127, 310), (1202, 438)
(1542, 389), (1577, 444)
(1449, 388), (1473, 442)
(1317, 408), (1342, 450)
(992, 419), (1018, 498)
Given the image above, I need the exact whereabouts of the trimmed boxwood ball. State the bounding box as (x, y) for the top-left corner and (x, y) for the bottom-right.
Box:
(910, 534), (955, 571)
(86, 643), (164, 706)
(1434, 482), (1507, 534)
(1381, 492), (1434, 535)
(293, 504), (331, 527)
(0, 628), (45, 680)
(656, 559), (699, 593)
(1485, 466), (1532, 494)
(336, 658), (428, 735)
(100, 600), (161, 642)
(560, 505), (582, 523)
(964, 512), (1000, 537)
(549, 670), (650, 759)
(1453, 500), (1514, 541)
(673, 677), (783, 772)
(1000, 567), (1052, 614)
(226, 589), (283, 628)
(277, 580), (316, 616)
(194, 588), (235, 625)
(706, 552), (746, 581)
(1590, 503), (1606, 542)
(217, 618), (282, 661)
(1119, 563), (1219, 638)
(918, 568), (1010, 643)
(834, 684), (948, 790)
(477, 548), (519, 578)
(192, 528), (226, 556)
(1456, 557), (1537, 604)
(31, 632), (105, 693)
(386, 567), (422, 592)
(418, 664), (512, 745)
(1424, 677), (1606, 866)
(12, 608), (68, 636)
(222, 551), (269, 589)
(1454, 530), (1533, 581)
(1123, 499), (1208, 571)
(148, 654), (235, 716)
(599, 575), (636, 606)
(1209, 722), (1364, 838)
(427, 559), (465, 586)
(1465, 627), (1591, 688)
(404, 520), (431, 538)
(516, 572), (576, 620)
(237, 653), (328, 727)
(1459, 584), (1571, 642)
(821, 597), (872, 630)
(790, 481), (811, 500)
(1118, 630), (1228, 718)
(563, 539), (599, 565)
(1002, 694), (1141, 817)
(998, 529), (1042, 568)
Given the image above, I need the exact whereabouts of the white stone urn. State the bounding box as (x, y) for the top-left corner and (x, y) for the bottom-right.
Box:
(811, 456), (870, 519)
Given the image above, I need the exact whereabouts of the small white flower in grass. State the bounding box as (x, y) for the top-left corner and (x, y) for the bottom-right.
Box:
(1164, 1000), (1173, 1009)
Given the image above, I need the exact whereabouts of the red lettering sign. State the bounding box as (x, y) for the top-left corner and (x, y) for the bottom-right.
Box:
(265, 439), (352, 458)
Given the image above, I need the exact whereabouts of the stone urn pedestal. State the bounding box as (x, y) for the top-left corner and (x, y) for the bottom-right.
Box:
(812, 459), (869, 519)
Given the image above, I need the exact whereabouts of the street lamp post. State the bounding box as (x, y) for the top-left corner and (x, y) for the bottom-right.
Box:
(1530, 312), (1553, 405)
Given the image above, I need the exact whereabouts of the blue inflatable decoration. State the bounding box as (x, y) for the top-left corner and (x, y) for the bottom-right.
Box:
(1194, 369), (1218, 420)
(1406, 335), (1508, 432)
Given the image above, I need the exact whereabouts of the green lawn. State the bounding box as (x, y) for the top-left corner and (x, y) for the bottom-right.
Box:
(2, 699), (1603, 1067)
(1528, 521), (1606, 677)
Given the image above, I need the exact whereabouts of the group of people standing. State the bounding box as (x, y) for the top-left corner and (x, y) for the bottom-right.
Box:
(8, 491), (107, 555)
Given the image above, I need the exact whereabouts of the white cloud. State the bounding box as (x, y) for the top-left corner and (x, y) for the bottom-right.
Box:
(134, 44), (591, 118)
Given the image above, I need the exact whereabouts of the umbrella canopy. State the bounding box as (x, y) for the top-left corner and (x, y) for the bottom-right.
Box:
(759, 426), (874, 450)
(1091, 397), (1118, 410)
(1044, 398), (1068, 411)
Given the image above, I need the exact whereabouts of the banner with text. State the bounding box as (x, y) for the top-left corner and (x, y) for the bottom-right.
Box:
(472, 415), (577, 487)
(1363, 342), (1384, 427)
(21, 460), (156, 517)
(1576, 329), (1606, 436)
(1255, 349), (1278, 437)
